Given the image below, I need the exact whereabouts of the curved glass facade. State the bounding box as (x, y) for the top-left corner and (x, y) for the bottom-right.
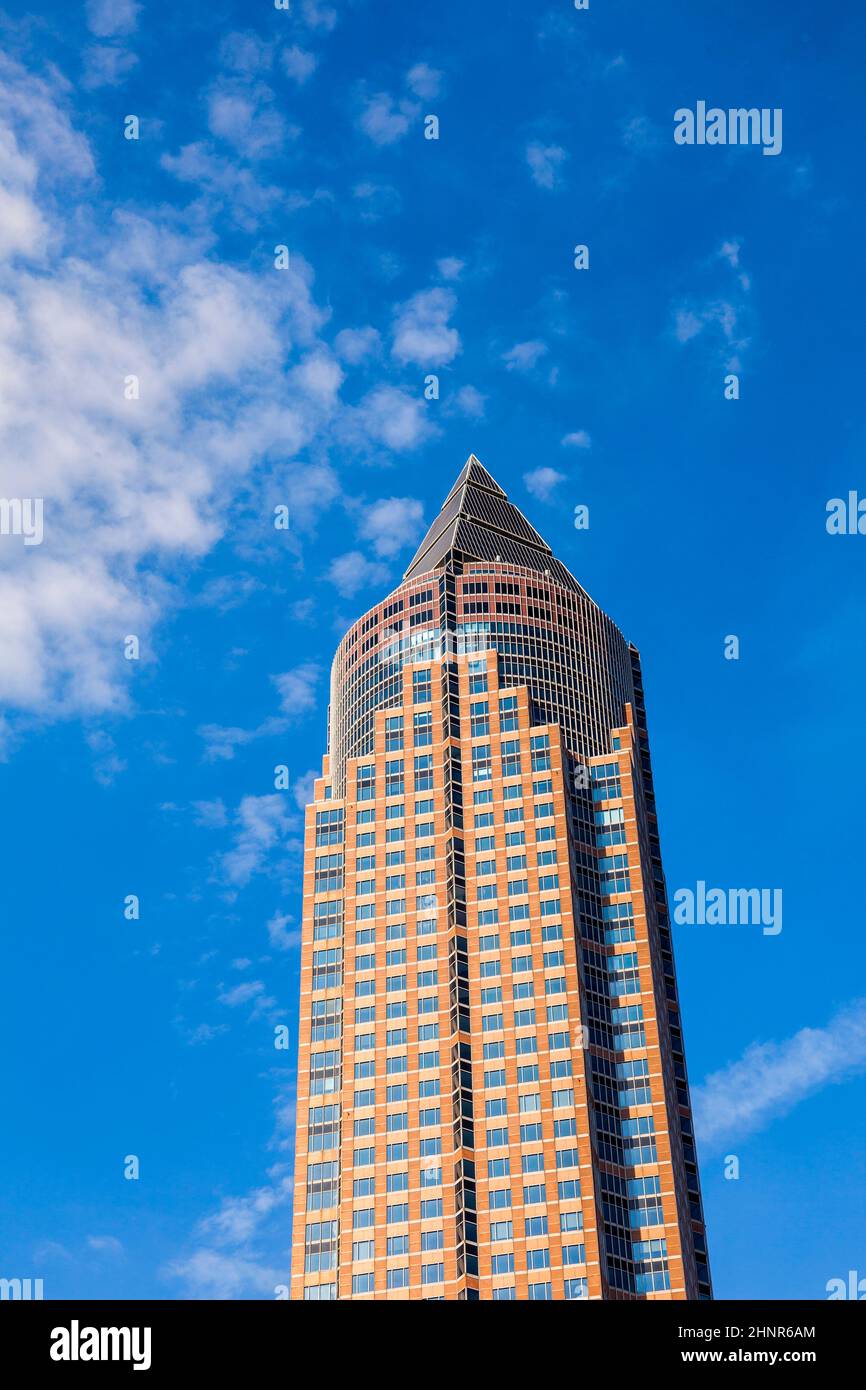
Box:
(329, 563), (635, 798)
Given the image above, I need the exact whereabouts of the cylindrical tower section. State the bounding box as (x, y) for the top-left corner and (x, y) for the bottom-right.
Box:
(328, 562), (635, 798)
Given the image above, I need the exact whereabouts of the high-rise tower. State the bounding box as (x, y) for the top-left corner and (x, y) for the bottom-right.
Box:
(291, 457), (711, 1300)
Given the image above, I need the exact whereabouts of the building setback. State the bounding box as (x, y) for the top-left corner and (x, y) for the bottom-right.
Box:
(291, 456), (711, 1301)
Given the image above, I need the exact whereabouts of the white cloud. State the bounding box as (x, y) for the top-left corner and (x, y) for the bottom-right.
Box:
(406, 63), (442, 100)
(352, 180), (401, 221)
(281, 46), (317, 84)
(164, 1081), (297, 1296)
(289, 350), (343, 405)
(671, 242), (753, 368)
(0, 51), (447, 754)
(327, 550), (388, 597)
(674, 308), (704, 343)
(301, 0), (337, 31)
(0, 53), (366, 736)
(81, 45), (138, 91)
(0, 53), (95, 180)
(693, 999), (866, 1150)
(391, 287), (460, 367)
(292, 768), (318, 810)
(218, 979), (266, 1007)
(0, 170), (45, 257)
(271, 661), (320, 715)
(160, 142), (285, 229)
(525, 141), (567, 190)
(502, 339), (548, 372)
(165, 1168), (294, 1296)
(0, 64), (334, 725)
(34, 1240), (73, 1262)
(673, 299), (748, 367)
(198, 1176), (293, 1247)
(267, 909), (301, 951)
(718, 239), (751, 291)
(194, 574), (264, 614)
(198, 719), (284, 762)
(186, 1022), (229, 1046)
(192, 799), (228, 829)
(561, 429), (592, 449)
(349, 384), (436, 452)
(454, 385), (486, 419)
(198, 664), (319, 762)
(206, 83), (289, 159)
(85, 730), (127, 786)
(357, 497), (424, 558)
(85, 0), (139, 38)
(436, 257), (464, 281)
(219, 31), (273, 76)
(164, 1247), (284, 1300)
(524, 467), (566, 501)
(87, 1235), (124, 1256)
(359, 92), (415, 146)
(621, 114), (661, 152)
(358, 64), (439, 147)
(278, 461), (341, 531)
(334, 325), (380, 364)
(221, 795), (296, 886)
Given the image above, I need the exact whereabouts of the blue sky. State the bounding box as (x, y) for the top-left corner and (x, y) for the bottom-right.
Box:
(1, 0), (864, 1299)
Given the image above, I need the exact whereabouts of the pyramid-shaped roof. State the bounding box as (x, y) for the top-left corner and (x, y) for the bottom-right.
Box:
(404, 454), (584, 594)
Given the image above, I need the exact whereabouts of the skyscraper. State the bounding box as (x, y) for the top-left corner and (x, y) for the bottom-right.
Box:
(291, 456), (711, 1301)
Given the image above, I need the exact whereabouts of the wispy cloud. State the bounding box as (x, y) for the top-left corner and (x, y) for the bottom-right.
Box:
(453, 385), (486, 419)
(359, 91), (415, 145)
(300, 0), (337, 33)
(198, 663), (320, 761)
(221, 794), (297, 886)
(620, 113), (662, 154)
(524, 466), (566, 502)
(292, 769), (318, 811)
(271, 662), (320, 716)
(267, 910), (301, 952)
(525, 141), (567, 190)
(334, 325), (381, 364)
(352, 180), (401, 222)
(357, 496), (425, 558)
(671, 239), (753, 370)
(85, 0), (139, 38)
(81, 44), (138, 90)
(561, 429), (592, 450)
(502, 339), (548, 373)
(164, 1247), (285, 1299)
(693, 999), (866, 1150)
(87, 1235), (124, 1257)
(406, 63), (442, 100)
(281, 46), (317, 85)
(436, 256), (464, 282)
(326, 550), (388, 597)
(391, 287), (460, 368)
(345, 384), (436, 453)
(192, 799), (228, 828)
(164, 1092), (296, 1298)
